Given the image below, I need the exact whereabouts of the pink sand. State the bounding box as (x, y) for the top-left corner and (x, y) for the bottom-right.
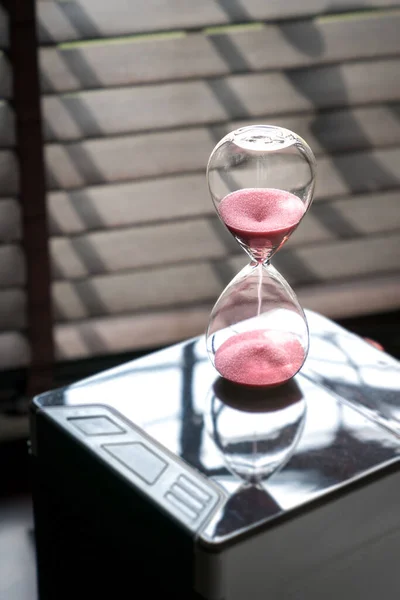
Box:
(215, 329), (305, 387)
(218, 188), (305, 257)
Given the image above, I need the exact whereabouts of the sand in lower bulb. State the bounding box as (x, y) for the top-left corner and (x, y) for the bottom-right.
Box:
(214, 329), (305, 387)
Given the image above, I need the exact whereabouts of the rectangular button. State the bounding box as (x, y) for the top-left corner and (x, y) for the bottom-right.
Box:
(69, 416), (124, 436)
(165, 492), (198, 521)
(103, 442), (167, 485)
(171, 484), (203, 513)
(178, 475), (211, 504)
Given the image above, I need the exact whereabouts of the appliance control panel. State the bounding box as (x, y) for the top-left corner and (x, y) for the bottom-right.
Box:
(39, 405), (223, 533)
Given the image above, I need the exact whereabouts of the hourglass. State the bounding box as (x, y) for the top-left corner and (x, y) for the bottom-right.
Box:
(206, 125), (316, 387)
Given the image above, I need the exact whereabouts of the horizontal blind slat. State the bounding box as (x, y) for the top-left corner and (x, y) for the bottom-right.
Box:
(49, 226), (400, 283)
(42, 58), (400, 144)
(48, 174), (400, 237)
(53, 273), (400, 361)
(52, 262), (222, 321)
(0, 102), (15, 145)
(50, 218), (229, 279)
(0, 150), (19, 195)
(0, 54), (11, 98)
(42, 103), (400, 152)
(43, 122), (400, 192)
(36, 1), (400, 42)
(0, 245), (25, 287)
(51, 189), (400, 321)
(0, 199), (21, 241)
(0, 289), (26, 329)
(251, 232), (400, 284)
(0, 331), (29, 369)
(298, 274), (400, 319)
(54, 306), (211, 359)
(39, 11), (400, 93)
(3, 185), (398, 288)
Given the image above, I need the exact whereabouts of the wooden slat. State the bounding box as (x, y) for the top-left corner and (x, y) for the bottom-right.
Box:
(275, 105), (400, 156)
(52, 262), (222, 321)
(39, 11), (400, 93)
(45, 141), (400, 208)
(0, 332), (29, 368)
(48, 188), (400, 256)
(44, 130), (400, 194)
(50, 218), (228, 280)
(0, 199), (20, 241)
(53, 273), (400, 361)
(49, 190), (400, 321)
(0, 102), (14, 145)
(298, 273), (400, 319)
(49, 203), (400, 280)
(0, 289), (25, 329)
(52, 116), (400, 194)
(36, 1), (400, 43)
(48, 173), (400, 237)
(54, 305), (211, 360)
(42, 58), (400, 142)
(48, 174), (211, 235)
(42, 102), (400, 153)
(45, 128), (214, 189)
(43, 107), (400, 201)
(0, 245), (25, 288)
(315, 148), (400, 200)
(0, 144), (395, 285)
(286, 232), (400, 282)
(50, 224), (400, 286)
(0, 150), (18, 195)
(293, 191), (400, 245)
(0, 52), (11, 98)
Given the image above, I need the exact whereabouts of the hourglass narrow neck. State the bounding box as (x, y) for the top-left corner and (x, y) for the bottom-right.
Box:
(251, 258), (270, 268)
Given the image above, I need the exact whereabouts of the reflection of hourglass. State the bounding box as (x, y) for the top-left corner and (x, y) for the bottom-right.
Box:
(206, 378), (306, 485)
(206, 125), (316, 387)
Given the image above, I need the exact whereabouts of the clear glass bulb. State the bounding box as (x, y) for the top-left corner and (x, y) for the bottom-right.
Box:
(206, 125), (316, 387)
(207, 124), (316, 263)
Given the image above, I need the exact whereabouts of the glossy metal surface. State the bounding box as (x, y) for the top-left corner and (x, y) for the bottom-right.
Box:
(303, 311), (400, 436)
(35, 311), (400, 545)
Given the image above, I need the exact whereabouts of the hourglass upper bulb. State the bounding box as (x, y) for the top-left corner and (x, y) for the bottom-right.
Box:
(207, 125), (316, 263)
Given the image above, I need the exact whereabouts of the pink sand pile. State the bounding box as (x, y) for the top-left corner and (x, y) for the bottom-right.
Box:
(218, 188), (305, 256)
(215, 329), (305, 387)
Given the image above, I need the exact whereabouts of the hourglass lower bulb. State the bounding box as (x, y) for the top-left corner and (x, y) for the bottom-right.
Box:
(206, 125), (316, 387)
